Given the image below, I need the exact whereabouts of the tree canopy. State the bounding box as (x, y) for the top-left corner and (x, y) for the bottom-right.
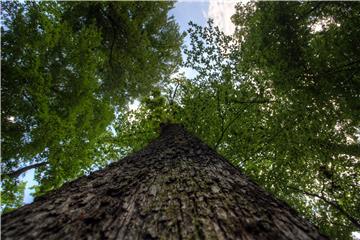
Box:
(1, 1), (182, 211)
(1, 1), (359, 239)
(231, 3), (360, 238)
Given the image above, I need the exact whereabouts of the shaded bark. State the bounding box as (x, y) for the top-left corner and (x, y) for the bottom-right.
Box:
(2, 124), (328, 240)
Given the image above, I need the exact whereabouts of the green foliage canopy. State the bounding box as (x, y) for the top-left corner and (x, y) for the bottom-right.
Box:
(231, 2), (360, 238)
(1, 2), (359, 239)
(1, 1), (182, 210)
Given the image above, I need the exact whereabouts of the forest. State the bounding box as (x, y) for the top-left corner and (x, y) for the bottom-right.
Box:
(1, 1), (360, 239)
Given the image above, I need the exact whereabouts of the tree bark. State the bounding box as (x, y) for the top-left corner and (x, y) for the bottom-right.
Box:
(2, 124), (328, 240)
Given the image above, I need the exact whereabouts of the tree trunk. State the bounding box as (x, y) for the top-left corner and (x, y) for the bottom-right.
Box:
(2, 124), (328, 240)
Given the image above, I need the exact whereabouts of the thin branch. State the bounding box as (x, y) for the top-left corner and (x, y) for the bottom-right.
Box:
(214, 98), (275, 150)
(170, 82), (180, 105)
(22, 91), (38, 112)
(306, 59), (360, 79)
(300, 2), (324, 19)
(2, 162), (48, 180)
(289, 186), (360, 230)
(216, 88), (225, 134)
(215, 104), (252, 150)
(99, 7), (117, 70)
(231, 99), (276, 104)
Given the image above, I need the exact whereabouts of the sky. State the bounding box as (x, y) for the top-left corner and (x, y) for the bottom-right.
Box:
(170, 0), (238, 80)
(21, 0), (240, 205)
(170, 1), (237, 35)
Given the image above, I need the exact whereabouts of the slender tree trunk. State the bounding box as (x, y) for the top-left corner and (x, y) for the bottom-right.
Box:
(2, 124), (328, 240)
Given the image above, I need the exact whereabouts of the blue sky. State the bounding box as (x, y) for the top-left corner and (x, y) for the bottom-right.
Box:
(171, 1), (238, 35)
(170, 1), (209, 33)
(170, 1), (237, 79)
(170, 1), (210, 80)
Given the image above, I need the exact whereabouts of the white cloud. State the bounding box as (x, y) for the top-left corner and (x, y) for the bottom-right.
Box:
(202, 9), (208, 20)
(207, 1), (240, 35)
(128, 99), (140, 111)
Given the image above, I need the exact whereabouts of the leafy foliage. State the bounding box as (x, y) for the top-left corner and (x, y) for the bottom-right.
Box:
(61, 1), (183, 105)
(0, 180), (26, 214)
(1, 1), (359, 239)
(231, 2), (360, 238)
(2, 1), (113, 197)
(1, 1), (182, 208)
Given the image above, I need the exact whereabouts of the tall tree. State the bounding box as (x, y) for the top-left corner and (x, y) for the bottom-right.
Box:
(2, 124), (328, 240)
(1, 1), (183, 211)
(105, 16), (360, 237)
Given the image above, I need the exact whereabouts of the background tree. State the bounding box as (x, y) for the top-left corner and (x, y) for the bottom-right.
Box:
(231, 2), (360, 238)
(1, 2), (113, 208)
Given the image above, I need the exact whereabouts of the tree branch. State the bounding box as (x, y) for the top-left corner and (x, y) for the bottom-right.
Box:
(230, 99), (276, 104)
(289, 186), (360, 230)
(215, 104), (252, 150)
(216, 88), (225, 135)
(2, 162), (48, 180)
(214, 98), (275, 150)
(300, 2), (324, 19)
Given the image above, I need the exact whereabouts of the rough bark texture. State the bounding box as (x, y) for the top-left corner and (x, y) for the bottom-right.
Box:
(2, 124), (328, 240)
